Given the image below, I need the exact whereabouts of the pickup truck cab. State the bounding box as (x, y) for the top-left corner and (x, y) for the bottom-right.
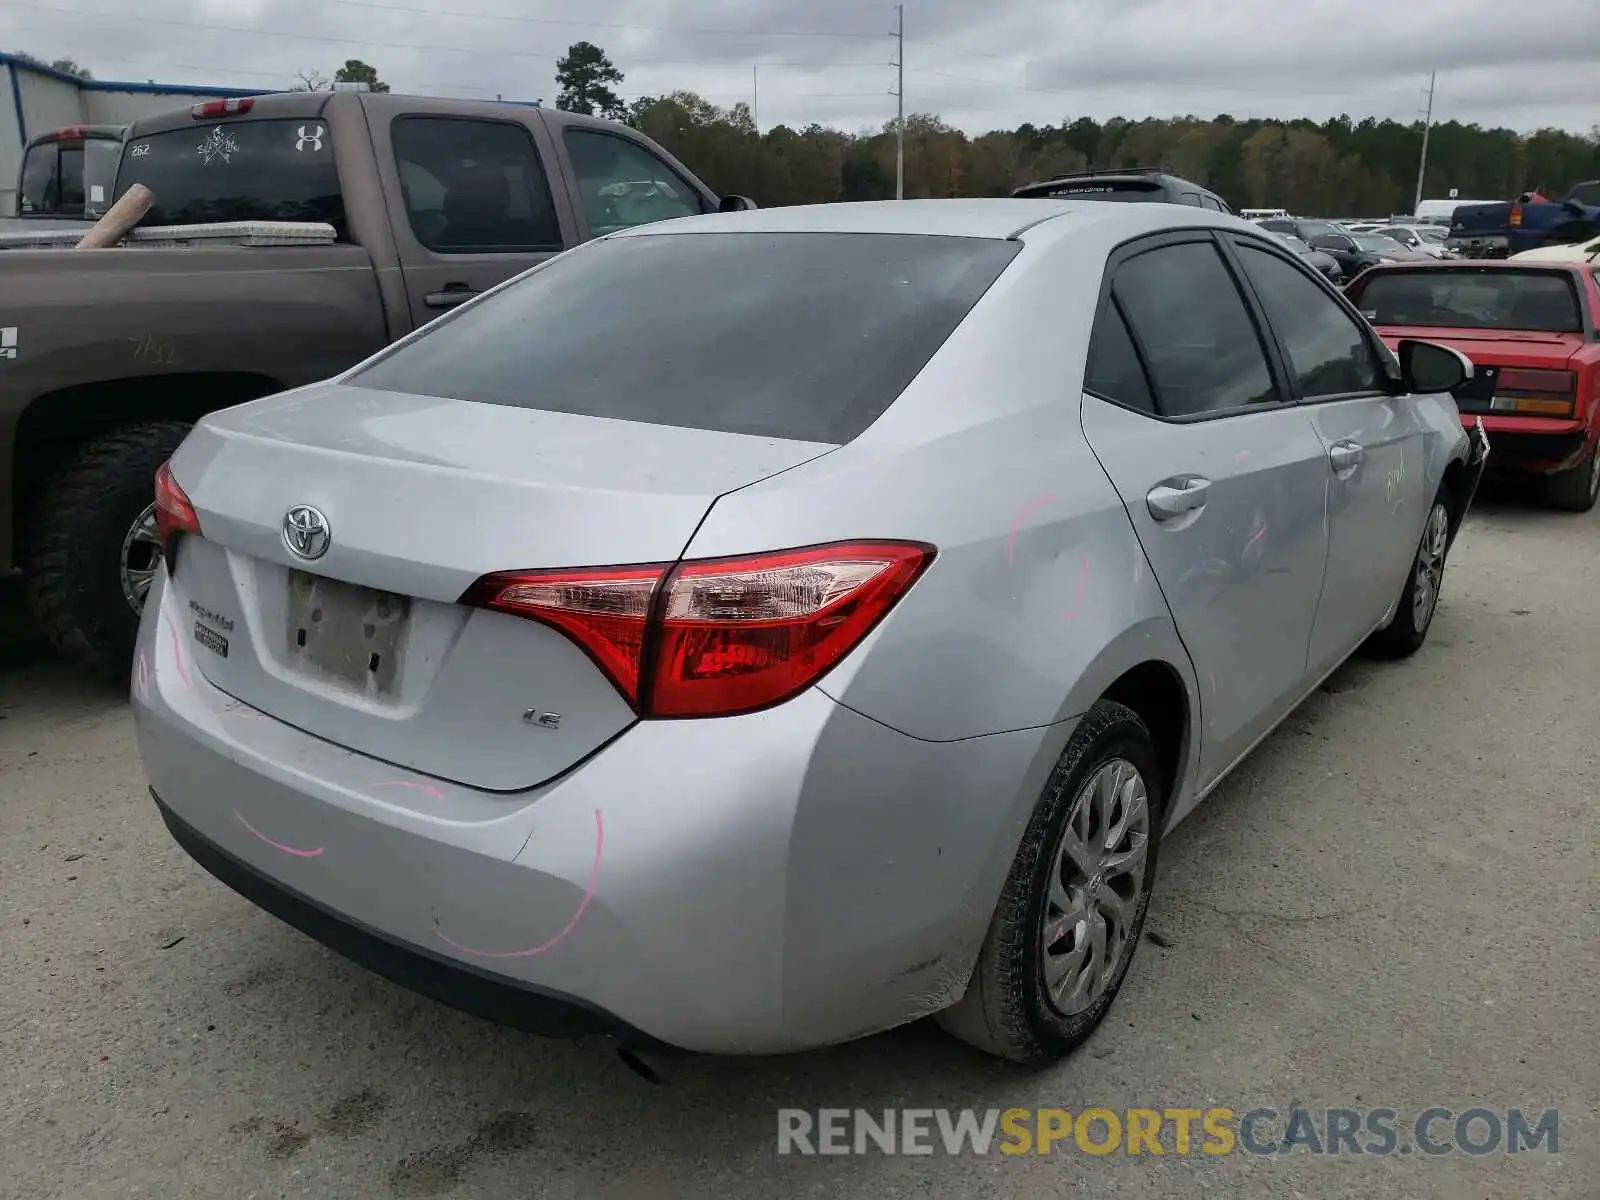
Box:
(2, 124), (125, 233)
(1446, 183), (1600, 259)
(1347, 261), (1600, 510)
(0, 89), (746, 676)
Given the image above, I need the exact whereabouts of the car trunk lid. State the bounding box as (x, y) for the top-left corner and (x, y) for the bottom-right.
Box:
(1371, 326), (1586, 418)
(165, 382), (835, 791)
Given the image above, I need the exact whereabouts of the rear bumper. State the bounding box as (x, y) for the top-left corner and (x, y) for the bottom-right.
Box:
(133, 568), (1064, 1055)
(153, 791), (643, 1042)
(1468, 418), (1590, 474)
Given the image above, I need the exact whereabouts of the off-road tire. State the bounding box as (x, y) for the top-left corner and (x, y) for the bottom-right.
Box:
(23, 422), (192, 679)
(1541, 448), (1600, 513)
(1368, 491), (1452, 660)
(937, 700), (1162, 1064)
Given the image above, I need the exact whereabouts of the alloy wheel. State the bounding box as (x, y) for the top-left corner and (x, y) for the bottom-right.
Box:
(1041, 758), (1151, 1016)
(1411, 502), (1450, 630)
(120, 502), (163, 615)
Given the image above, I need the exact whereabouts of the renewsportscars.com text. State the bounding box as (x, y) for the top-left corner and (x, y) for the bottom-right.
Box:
(777, 1106), (1560, 1157)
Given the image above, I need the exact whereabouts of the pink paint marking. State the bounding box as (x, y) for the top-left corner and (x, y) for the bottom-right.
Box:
(1006, 493), (1060, 570)
(1062, 556), (1091, 622)
(434, 808), (604, 959)
(135, 651), (150, 701)
(1234, 449), (1250, 464)
(163, 614), (191, 688)
(235, 811), (325, 858)
(1245, 523), (1268, 550)
(373, 779), (446, 802)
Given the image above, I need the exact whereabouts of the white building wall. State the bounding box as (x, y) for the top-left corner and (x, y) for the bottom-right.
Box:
(82, 88), (239, 124)
(16, 68), (86, 134)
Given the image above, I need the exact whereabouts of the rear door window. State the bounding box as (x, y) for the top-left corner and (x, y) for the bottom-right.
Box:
(1112, 240), (1280, 417)
(1235, 243), (1386, 398)
(351, 231), (1020, 444)
(391, 116), (563, 252)
(114, 118), (346, 236)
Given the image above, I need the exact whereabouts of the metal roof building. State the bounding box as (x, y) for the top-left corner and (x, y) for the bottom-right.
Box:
(2, 52), (270, 215)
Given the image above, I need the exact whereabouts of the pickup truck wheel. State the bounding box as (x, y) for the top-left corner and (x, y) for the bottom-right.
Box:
(1368, 494), (1451, 659)
(23, 422), (192, 679)
(1541, 447), (1600, 513)
(936, 700), (1161, 1063)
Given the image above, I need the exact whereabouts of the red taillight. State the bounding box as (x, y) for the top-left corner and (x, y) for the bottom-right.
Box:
(39, 125), (87, 143)
(461, 540), (936, 718)
(190, 98), (255, 119)
(1509, 204), (1523, 228)
(153, 461), (201, 549)
(1497, 368), (1577, 398)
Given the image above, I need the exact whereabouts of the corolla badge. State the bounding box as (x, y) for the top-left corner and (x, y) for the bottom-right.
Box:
(282, 504), (331, 560)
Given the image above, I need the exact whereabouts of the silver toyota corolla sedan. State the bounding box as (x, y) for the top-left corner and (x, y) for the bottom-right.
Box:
(134, 199), (1489, 1063)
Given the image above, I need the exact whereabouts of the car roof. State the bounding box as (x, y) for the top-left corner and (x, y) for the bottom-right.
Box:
(1358, 259), (1589, 275)
(610, 198), (1242, 242)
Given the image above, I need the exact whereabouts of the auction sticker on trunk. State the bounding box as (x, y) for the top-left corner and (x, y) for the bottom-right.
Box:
(193, 621), (229, 659)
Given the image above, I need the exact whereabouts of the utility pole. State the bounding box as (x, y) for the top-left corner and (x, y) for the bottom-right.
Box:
(895, 4), (905, 200)
(1413, 71), (1436, 214)
(752, 64), (759, 134)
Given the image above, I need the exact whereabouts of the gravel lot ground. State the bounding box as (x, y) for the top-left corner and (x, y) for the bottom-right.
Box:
(1, 490), (1595, 1200)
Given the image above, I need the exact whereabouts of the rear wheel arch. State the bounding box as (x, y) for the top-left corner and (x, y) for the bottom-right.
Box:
(12, 372), (287, 538)
(1098, 659), (1191, 820)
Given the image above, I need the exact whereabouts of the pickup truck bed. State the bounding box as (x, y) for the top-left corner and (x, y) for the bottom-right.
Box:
(0, 89), (739, 676)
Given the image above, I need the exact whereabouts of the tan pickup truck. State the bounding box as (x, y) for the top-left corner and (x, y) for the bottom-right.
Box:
(0, 89), (748, 676)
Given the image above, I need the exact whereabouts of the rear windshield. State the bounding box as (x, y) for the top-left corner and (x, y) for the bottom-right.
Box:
(350, 232), (1020, 443)
(1016, 180), (1162, 201)
(1355, 270), (1583, 333)
(113, 118), (345, 237)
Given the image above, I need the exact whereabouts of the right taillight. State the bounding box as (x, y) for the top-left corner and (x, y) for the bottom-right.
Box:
(1493, 368), (1578, 416)
(153, 461), (201, 550)
(461, 540), (936, 719)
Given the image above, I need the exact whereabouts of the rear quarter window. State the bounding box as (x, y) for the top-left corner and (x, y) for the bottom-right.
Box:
(350, 232), (1020, 444)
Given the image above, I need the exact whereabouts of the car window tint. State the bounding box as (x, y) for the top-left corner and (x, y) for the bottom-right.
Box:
(1112, 241), (1278, 417)
(391, 116), (562, 253)
(1200, 195), (1222, 211)
(113, 119), (347, 237)
(351, 232), (1019, 444)
(1179, 192), (1202, 206)
(1084, 302), (1155, 413)
(563, 130), (703, 234)
(1236, 245), (1385, 398)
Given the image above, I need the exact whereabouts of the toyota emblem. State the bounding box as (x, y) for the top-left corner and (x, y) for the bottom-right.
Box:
(282, 504), (331, 561)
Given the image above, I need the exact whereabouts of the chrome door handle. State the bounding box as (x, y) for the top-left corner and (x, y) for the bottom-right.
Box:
(1329, 441), (1364, 473)
(1146, 477), (1211, 520)
(425, 287), (479, 310)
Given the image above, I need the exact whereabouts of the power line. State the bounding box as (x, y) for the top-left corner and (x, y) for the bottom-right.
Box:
(286, 0), (889, 41)
(7, 2), (891, 67)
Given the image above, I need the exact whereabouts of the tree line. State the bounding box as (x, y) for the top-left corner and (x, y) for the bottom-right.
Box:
(551, 43), (1600, 217)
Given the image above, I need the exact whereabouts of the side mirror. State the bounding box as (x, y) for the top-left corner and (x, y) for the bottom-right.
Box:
(1397, 338), (1472, 395)
(717, 194), (757, 213)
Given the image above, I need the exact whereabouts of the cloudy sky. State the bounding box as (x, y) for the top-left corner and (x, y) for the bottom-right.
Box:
(4, 0), (1597, 136)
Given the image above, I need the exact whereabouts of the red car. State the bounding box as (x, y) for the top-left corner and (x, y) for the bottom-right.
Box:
(1346, 261), (1600, 510)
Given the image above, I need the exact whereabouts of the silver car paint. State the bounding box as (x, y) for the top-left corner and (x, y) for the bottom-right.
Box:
(135, 199), (1475, 1054)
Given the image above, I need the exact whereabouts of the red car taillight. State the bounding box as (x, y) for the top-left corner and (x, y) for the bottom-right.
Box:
(1492, 368), (1579, 416)
(153, 461), (201, 550)
(461, 540), (936, 718)
(1508, 203), (1523, 228)
(190, 98), (254, 118)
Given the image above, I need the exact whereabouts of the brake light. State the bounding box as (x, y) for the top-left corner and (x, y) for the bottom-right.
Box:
(461, 540), (936, 718)
(190, 98), (254, 118)
(1490, 367), (1578, 415)
(153, 461), (201, 549)
(39, 125), (87, 143)
(1509, 203), (1523, 228)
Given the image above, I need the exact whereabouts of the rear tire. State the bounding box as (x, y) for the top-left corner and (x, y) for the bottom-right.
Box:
(23, 422), (192, 680)
(937, 700), (1162, 1064)
(1368, 492), (1451, 659)
(1541, 447), (1600, 513)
